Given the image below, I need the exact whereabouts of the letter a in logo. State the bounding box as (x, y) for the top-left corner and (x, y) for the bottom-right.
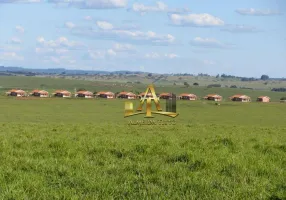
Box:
(124, 84), (178, 118)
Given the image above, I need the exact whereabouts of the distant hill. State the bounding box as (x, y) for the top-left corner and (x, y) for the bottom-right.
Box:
(0, 66), (146, 76)
(1, 66), (285, 81)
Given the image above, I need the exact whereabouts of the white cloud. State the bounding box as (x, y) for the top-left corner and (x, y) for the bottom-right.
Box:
(96, 21), (114, 30)
(0, 0), (43, 3)
(130, 1), (189, 14)
(55, 48), (69, 54)
(169, 13), (224, 27)
(87, 44), (135, 60)
(107, 49), (116, 56)
(113, 43), (134, 52)
(50, 56), (60, 63)
(132, 1), (167, 13)
(112, 30), (175, 45)
(35, 37), (83, 60)
(35, 48), (54, 54)
(65, 22), (76, 29)
(71, 22), (176, 45)
(36, 36), (85, 49)
(145, 52), (178, 59)
(17, 0), (42, 2)
(48, 0), (128, 9)
(35, 47), (69, 55)
(0, 45), (21, 52)
(68, 60), (76, 64)
(15, 25), (25, 33)
(221, 25), (261, 33)
(165, 53), (178, 59)
(44, 55), (76, 65)
(84, 16), (93, 21)
(85, 18), (139, 30)
(145, 52), (160, 59)
(88, 50), (105, 59)
(119, 23), (139, 30)
(203, 60), (216, 65)
(0, 52), (24, 60)
(86, 42), (136, 61)
(36, 36), (45, 43)
(10, 37), (22, 44)
(190, 37), (235, 49)
(235, 8), (282, 16)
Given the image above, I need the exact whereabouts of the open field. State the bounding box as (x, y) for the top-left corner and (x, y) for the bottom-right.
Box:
(0, 95), (285, 199)
(45, 74), (286, 89)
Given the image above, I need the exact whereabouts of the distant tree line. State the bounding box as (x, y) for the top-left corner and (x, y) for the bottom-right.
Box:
(198, 73), (211, 77)
(219, 74), (271, 81)
(271, 88), (286, 92)
(173, 73), (195, 76)
(173, 73), (274, 81)
(220, 74), (237, 78)
(219, 74), (258, 81)
(5, 71), (36, 76)
(173, 73), (210, 77)
(240, 87), (253, 90)
(207, 84), (221, 88)
(241, 77), (259, 81)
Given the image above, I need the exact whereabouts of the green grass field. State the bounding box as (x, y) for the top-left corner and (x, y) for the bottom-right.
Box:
(0, 94), (285, 199)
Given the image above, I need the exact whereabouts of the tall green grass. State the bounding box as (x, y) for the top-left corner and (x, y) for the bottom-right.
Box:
(0, 97), (285, 199)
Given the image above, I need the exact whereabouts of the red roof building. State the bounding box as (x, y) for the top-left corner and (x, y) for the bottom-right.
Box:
(96, 91), (115, 99)
(53, 90), (71, 98)
(117, 92), (137, 99)
(204, 94), (222, 101)
(75, 91), (94, 98)
(30, 89), (49, 97)
(257, 96), (270, 102)
(179, 93), (197, 100)
(6, 89), (26, 97)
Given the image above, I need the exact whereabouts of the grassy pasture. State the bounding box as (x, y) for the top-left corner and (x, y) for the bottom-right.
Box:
(40, 74), (286, 89)
(0, 96), (285, 199)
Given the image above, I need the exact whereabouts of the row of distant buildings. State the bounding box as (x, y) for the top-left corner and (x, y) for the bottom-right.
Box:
(5, 89), (272, 102)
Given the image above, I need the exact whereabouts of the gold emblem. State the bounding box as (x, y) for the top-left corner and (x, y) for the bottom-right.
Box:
(124, 84), (178, 118)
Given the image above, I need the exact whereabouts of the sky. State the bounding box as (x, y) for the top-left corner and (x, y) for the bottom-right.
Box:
(0, 0), (285, 77)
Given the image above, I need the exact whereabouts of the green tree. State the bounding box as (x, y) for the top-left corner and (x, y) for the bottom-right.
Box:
(184, 82), (190, 87)
(261, 75), (269, 80)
